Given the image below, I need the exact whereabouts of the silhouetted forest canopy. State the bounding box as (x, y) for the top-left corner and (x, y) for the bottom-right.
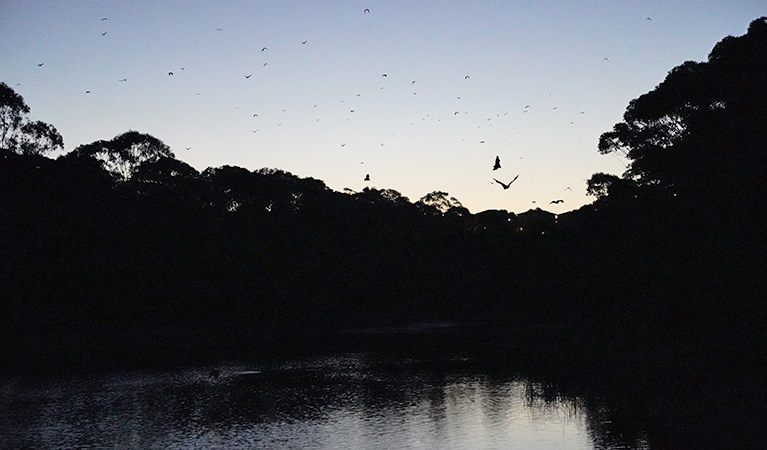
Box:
(1, 18), (765, 386)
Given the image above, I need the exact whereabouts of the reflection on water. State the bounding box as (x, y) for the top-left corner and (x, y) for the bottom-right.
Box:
(0, 354), (647, 449)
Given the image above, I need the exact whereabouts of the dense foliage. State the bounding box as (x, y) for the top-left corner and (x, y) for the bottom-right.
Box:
(0, 81), (63, 156)
(593, 17), (767, 226)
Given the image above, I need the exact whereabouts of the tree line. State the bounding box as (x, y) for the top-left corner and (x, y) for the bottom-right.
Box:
(1, 18), (766, 374)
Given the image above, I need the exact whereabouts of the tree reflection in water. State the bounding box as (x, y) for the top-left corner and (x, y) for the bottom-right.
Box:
(0, 353), (663, 450)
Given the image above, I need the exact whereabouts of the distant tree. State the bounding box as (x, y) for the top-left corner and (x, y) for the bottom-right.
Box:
(132, 156), (200, 186)
(417, 191), (464, 215)
(256, 167), (330, 212)
(378, 188), (410, 205)
(470, 209), (516, 231)
(593, 17), (767, 211)
(130, 156), (205, 208)
(254, 167), (297, 179)
(0, 82), (63, 155)
(586, 173), (637, 200)
(200, 165), (329, 216)
(65, 131), (173, 181)
(202, 165), (262, 213)
(445, 205), (470, 218)
(352, 187), (411, 207)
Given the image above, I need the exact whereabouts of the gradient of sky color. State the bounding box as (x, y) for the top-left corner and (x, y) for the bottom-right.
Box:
(1, 1), (763, 213)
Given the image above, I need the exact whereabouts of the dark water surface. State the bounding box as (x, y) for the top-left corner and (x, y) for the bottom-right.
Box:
(0, 352), (652, 449)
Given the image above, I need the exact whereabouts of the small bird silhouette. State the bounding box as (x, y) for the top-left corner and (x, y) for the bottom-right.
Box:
(493, 156), (501, 170)
(465, 75), (470, 79)
(564, 186), (573, 192)
(85, 90), (91, 93)
(101, 17), (109, 21)
(382, 73), (387, 77)
(37, 63), (44, 66)
(262, 47), (268, 51)
(494, 175), (519, 190)
(168, 72), (174, 76)
(101, 32), (107, 36)
(364, 174), (370, 181)
(252, 113), (258, 117)
(301, 40), (307, 44)
(549, 199), (564, 204)
(118, 78), (127, 82)
(364, 8), (370, 13)
(245, 74), (252, 78)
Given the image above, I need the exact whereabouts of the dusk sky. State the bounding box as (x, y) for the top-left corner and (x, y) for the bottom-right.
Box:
(1, 1), (763, 213)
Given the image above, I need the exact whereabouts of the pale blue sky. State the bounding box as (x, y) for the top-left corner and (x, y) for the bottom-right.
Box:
(1, 1), (763, 213)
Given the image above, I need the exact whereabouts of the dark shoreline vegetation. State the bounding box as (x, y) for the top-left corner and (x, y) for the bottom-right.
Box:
(2, 17), (766, 449)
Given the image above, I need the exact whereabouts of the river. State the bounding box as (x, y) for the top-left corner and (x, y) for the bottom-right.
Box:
(0, 351), (654, 449)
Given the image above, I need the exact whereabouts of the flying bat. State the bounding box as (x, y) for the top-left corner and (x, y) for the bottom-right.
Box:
(494, 175), (519, 189)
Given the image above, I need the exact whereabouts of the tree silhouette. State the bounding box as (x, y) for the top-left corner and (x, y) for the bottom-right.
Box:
(586, 172), (637, 200)
(593, 17), (767, 218)
(65, 130), (174, 181)
(128, 156), (207, 219)
(132, 155), (200, 185)
(417, 190), (464, 215)
(0, 82), (63, 155)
